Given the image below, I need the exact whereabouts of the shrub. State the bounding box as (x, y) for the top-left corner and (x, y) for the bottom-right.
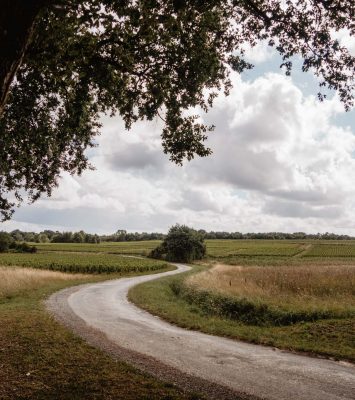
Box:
(9, 241), (37, 253)
(18, 242), (37, 253)
(0, 232), (12, 252)
(150, 224), (206, 263)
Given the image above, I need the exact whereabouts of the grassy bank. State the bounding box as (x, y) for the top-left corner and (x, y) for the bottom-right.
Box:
(0, 266), (202, 400)
(129, 265), (355, 362)
(186, 264), (355, 320)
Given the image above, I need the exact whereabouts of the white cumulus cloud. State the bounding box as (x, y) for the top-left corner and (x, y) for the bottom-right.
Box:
(3, 70), (355, 234)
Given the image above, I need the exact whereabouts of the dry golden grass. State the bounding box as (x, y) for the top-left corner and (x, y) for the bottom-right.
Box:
(0, 266), (89, 299)
(187, 264), (355, 313)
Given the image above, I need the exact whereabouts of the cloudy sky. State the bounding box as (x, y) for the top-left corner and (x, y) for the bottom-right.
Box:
(3, 35), (355, 234)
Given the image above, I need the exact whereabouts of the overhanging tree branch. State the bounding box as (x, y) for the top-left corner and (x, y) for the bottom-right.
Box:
(0, 0), (55, 116)
(0, 0), (354, 220)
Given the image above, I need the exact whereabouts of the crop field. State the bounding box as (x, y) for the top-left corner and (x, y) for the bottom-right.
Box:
(0, 252), (168, 274)
(29, 239), (355, 261)
(35, 239), (307, 257)
(4, 239), (355, 277)
(303, 243), (355, 257)
(34, 240), (161, 255)
(31, 239), (309, 259)
(205, 240), (355, 267)
(206, 240), (305, 257)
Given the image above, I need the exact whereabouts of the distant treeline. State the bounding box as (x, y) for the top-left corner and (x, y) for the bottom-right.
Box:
(4, 230), (101, 244)
(1, 229), (355, 244)
(101, 230), (165, 242)
(200, 231), (355, 240)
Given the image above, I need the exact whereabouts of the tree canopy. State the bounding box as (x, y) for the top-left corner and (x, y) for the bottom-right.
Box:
(0, 0), (354, 220)
(0, 232), (12, 252)
(150, 224), (206, 262)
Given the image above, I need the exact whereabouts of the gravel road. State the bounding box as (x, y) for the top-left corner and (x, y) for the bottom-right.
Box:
(46, 263), (355, 400)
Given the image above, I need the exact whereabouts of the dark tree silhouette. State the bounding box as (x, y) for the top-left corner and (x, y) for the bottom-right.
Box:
(150, 224), (206, 262)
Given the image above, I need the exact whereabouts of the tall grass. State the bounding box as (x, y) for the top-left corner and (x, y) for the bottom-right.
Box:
(0, 267), (88, 299)
(173, 264), (355, 326)
(188, 264), (355, 310)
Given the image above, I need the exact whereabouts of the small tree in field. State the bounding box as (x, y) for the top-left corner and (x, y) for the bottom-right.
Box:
(150, 224), (206, 263)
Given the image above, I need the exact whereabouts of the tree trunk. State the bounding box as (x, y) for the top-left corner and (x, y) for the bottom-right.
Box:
(0, 0), (49, 116)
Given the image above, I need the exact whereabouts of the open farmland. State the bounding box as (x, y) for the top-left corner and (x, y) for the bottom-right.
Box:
(129, 239), (355, 362)
(205, 239), (355, 267)
(30, 239), (355, 261)
(20, 239), (355, 271)
(34, 240), (161, 255)
(304, 243), (355, 257)
(35, 239), (307, 257)
(1, 239), (355, 399)
(206, 240), (305, 257)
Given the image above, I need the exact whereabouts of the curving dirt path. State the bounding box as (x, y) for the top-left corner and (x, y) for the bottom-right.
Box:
(46, 264), (355, 400)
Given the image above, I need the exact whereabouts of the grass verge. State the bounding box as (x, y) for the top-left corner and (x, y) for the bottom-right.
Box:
(0, 266), (202, 400)
(128, 265), (355, 363)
